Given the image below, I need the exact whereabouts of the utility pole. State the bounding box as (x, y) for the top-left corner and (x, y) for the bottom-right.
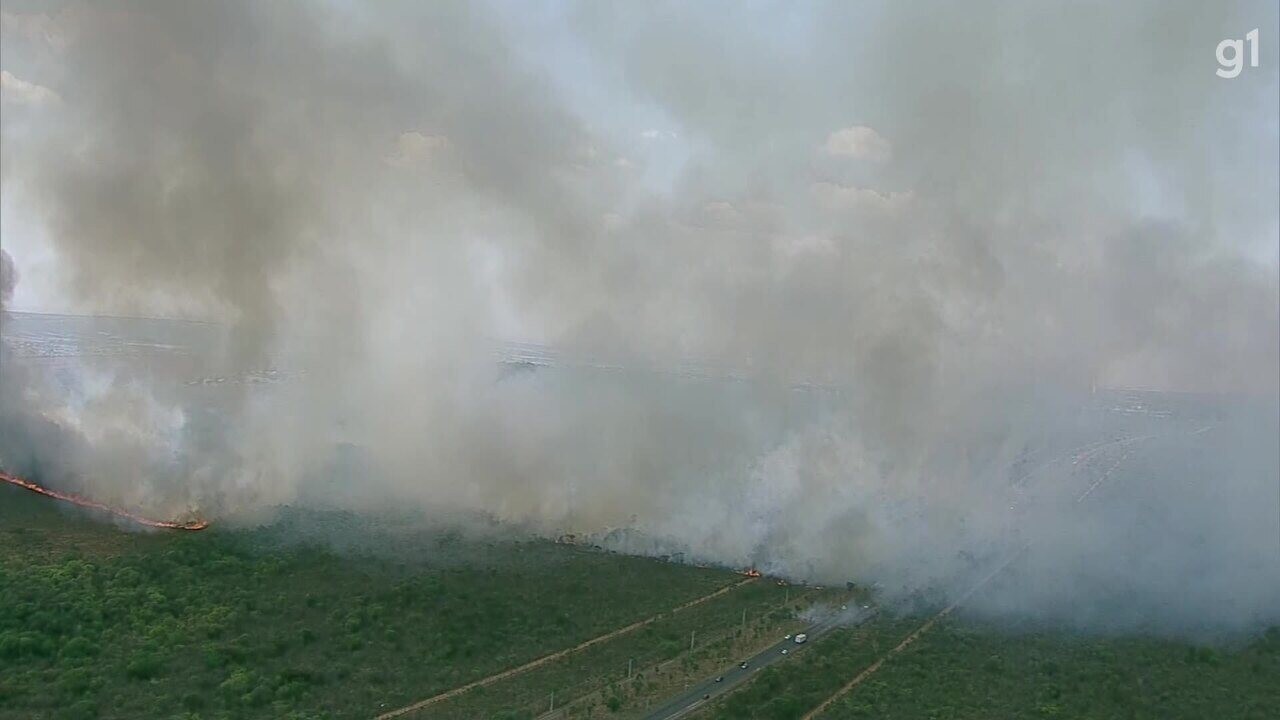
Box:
(627, 658), (633, 680)
(550, 691), (555, 713)
(741, 608), (746, 629)
(690, 630), (696, 651)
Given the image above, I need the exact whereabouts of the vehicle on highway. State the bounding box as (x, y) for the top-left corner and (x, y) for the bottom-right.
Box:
(781, 648), (789, 655)
(784, 634), (792, 640)
(739, 661), (749, 669)
(715, 676), (723, 683)
(794, 633), (808, 644)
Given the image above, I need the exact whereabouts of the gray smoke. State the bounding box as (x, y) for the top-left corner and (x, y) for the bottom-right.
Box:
(0, 0), (1276, 637)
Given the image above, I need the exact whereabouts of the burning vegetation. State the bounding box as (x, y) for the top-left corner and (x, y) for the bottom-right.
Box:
(0, 470), (209, 531)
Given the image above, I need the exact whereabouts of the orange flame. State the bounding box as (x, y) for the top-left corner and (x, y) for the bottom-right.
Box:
(0, 470), (209, 531)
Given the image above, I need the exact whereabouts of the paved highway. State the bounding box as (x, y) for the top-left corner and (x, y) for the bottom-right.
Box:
(643, 607), (874, 720)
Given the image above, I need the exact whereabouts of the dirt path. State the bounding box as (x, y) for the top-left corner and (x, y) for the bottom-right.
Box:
(376, 576), (758, 719)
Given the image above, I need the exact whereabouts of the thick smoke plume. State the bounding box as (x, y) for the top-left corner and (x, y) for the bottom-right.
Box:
(1, 1), (1277, 638)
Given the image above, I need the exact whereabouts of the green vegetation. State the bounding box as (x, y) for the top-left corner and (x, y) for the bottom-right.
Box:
(0, 485), (735, 720)
(827, 620), (1280, 720)
(703, 615), (923, 720)
(8, 484), (1274, 720)
(701, 615), (1280, 720)
(422, 580), (821, 719)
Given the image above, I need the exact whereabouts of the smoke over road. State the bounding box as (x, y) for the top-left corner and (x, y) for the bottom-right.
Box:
(1, 1), (1276, 638)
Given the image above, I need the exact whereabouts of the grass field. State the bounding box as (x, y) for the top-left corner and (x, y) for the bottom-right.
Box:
(0, 485), (748, 720)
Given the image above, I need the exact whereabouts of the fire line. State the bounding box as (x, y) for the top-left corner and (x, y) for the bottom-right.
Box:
(0, 470), (209, 531)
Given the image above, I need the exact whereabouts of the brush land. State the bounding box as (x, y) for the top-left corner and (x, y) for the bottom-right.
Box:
(699, 615), (1280, 720)
(4, 484), (1277, 720)
(0, 484), (781, 720)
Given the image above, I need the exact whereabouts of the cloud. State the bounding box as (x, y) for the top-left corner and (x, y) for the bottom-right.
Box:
(640, 128), (677, 140)
(0, 70), (61, 106)
(823, 125), (891, 162)
(811, 181), (913, 215)
(0, 249), (16, 304)
(386, 131), (450, 166)
(0, 10), (70, 52)
(771, 234), (837, 259)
